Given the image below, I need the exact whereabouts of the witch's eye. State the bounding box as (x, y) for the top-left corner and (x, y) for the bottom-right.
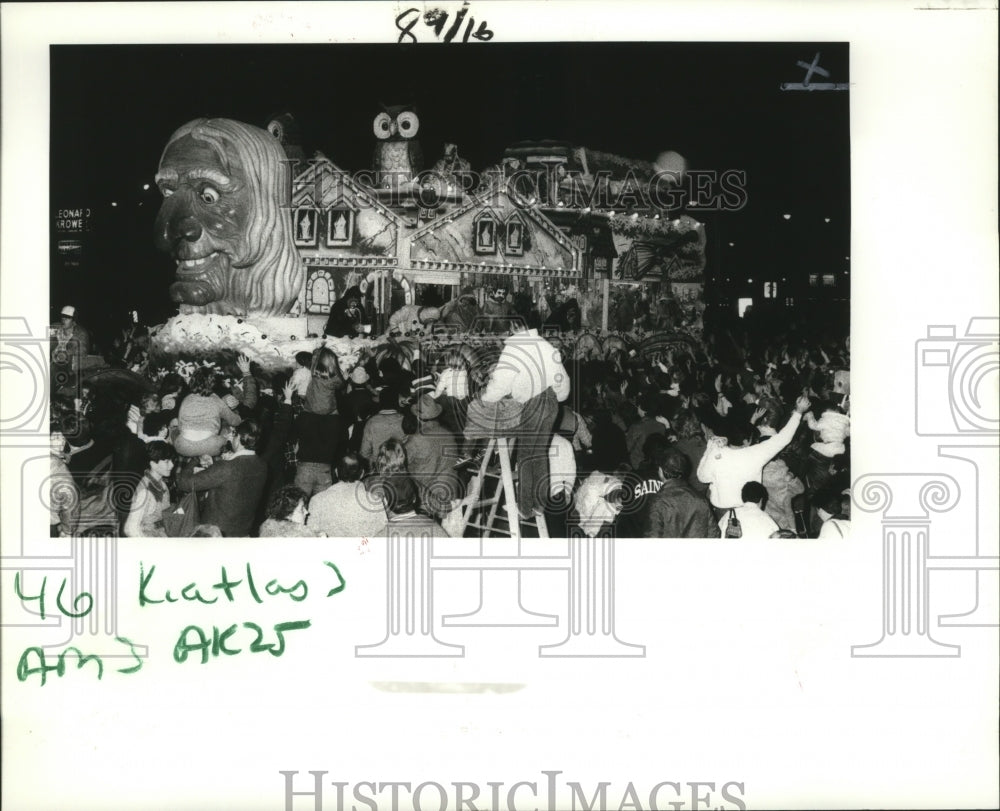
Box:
(200, 186), (220, 204)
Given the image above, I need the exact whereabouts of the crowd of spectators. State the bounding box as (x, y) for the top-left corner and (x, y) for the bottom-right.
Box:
(48, 300), (850, 541)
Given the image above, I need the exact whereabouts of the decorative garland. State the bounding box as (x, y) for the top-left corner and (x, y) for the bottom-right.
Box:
(149, 313), (385, 373)
(604, 213), (703, 242)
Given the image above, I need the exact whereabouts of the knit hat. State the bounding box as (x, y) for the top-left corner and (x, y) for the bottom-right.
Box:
(350, 366), (370, 385)
(411, 374), (435, 396)
(458, 286), (477, 303)
(61, 305), (76, 317)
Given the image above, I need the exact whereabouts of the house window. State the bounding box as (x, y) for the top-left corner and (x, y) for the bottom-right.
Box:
(822, 274), (835, 287)
(808, 274), (819, 287)
(763, 281), (778, 298)
(325, 208), (355, 247)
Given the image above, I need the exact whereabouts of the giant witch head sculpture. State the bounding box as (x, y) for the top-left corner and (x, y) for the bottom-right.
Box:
(154, 118), (304, 317)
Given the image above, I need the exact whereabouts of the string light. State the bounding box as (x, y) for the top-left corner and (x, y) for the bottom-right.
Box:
(782, 213), (791, 220)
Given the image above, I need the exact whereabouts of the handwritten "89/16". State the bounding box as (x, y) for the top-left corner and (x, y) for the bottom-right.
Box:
(395, 3), (494, 44)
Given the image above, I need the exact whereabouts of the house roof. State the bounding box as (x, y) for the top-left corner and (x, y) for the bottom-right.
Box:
(290, 158), (407, 226)
(409, 187), (579, 260)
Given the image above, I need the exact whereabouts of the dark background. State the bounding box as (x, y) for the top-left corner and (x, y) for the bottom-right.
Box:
(50, 42), (850, 344)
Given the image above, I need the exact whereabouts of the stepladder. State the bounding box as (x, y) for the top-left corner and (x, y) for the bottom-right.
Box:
(455, 437), (548, 540)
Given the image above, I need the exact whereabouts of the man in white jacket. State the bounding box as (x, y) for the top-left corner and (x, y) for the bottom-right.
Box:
(479, 322), (570, 519)
(698, 394), (811, 511)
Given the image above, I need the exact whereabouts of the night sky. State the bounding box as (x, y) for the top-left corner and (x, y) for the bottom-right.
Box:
(50, 42), (850, 339)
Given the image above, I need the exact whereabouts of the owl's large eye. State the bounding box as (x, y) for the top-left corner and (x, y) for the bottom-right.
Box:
(268, 121), (284, 141)
(373, 112), (393, 140)
(396, 111), (420, 138)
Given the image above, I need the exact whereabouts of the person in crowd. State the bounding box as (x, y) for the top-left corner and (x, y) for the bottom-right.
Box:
(123, 441), (177, 537)
(49, 431), (80, 537)
(365, 437), (410, 504)
(439, 286), (480, 331)
(646, 445), (718, 538)
(158, 373), (185, 415)
(376, 355), (415, 401)
(379, 471), (449, 538)
(174, 367), (242, 458)
(62, 414), (109, 478)
(671, 409), (709, 497)
(625, 391), (668, 471)
(432, 347), (471, 437)
(259, 485), (324, 537)
(543, 297), (582, 333)
(546, 420), (578, 536)
(176, 420), (268, 537)
(95, 409), (150, 531)
(401, 394), (463, 518)
(293, 349), (347, 497)
(227, 353), (259, 412)
(615, 433), (670, 537)
(139, 410), (174, 444)
(72, 383), (95, 417)
(360, 387), (406, 469)
(586, 409), (630, 473)
(291, 351), (314, 399)
(51, 304), (92, 389)
(801, 406), (850, 493)
(302, 347), (345, 417)
(256, 380), (298, 519)
(697, 393), (811, 515)
(307, 453), (386, 537)
(345, 365), (377, 421)
(477, 320), (570, 521)
(324, 285), (367, 338)
(816, 490), (851, 539)
(720, 481), (780, 539)
(558, 402), (592, 455)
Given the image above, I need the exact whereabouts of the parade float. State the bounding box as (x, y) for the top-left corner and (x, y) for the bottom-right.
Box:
(148, 112), (707, 377)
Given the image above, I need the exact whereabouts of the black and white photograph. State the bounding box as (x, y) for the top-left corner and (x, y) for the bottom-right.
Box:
(1, 2), (997, 810)
(43, 39), (851, 542)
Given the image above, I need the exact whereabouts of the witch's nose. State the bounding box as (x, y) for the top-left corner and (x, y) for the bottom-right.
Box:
(171, 214), (203, 244)
(155, 199), (204, 251)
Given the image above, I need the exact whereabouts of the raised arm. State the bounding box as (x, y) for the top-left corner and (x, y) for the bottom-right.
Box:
(750, 395), (810, 465)
(176, 459), (227, 493)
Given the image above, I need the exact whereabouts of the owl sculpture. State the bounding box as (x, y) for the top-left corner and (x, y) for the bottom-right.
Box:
(265, 111), (306, 163)
(372, 105), (423, 188)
